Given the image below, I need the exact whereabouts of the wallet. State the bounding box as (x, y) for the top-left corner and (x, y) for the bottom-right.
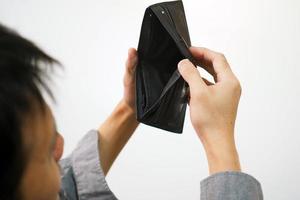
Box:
(135, 0), (196, 133)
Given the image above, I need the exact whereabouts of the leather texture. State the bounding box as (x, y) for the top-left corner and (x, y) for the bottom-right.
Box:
(136, 0), (196, 133)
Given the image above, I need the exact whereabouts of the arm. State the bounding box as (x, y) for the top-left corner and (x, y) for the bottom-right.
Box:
(178, 47), (241, 174)
(178, 47), (263, 199)
(59, 48), (138, 199)
(98, 48), (139, 175)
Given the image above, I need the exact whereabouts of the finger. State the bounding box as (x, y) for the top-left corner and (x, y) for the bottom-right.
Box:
(125, 48), (138, 74)
(124, 48), (138, 87)
(178, 59), (206, 91)
(189, 47), (233, 82)
(189, 51), (217, 81)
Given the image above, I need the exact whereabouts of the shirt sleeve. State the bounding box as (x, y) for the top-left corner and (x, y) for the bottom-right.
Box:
(200, 171), (263, 200)
(59, 130), (118, 200)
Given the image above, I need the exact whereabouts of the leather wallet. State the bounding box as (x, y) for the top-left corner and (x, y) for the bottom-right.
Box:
(135, 0), (196, 133)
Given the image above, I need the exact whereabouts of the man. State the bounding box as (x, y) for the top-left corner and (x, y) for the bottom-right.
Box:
(0, 23), (263, 200)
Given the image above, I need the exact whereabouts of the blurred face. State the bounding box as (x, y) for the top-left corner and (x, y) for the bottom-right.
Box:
(18, 104), (64, 200)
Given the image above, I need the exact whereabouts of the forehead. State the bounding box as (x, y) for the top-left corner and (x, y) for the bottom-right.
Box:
(21, 104), (55, 160)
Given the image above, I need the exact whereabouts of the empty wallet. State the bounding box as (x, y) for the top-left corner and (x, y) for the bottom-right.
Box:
(135, 0), (196, 133)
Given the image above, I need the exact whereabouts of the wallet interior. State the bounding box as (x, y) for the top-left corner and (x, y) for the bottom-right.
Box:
(140, 8), (185, 113)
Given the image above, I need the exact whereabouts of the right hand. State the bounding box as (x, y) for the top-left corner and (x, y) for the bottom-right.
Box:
(178, 47), (242, 174)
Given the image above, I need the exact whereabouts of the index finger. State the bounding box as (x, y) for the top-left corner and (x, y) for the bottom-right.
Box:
(189, 47), (233, 82)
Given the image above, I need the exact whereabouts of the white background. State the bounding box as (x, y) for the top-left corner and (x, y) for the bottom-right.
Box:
(1, 0), (300, 199)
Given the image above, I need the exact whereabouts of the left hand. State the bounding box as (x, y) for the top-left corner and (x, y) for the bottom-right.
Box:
(98, 48), (139, 175)
(122, 48), (138, 113)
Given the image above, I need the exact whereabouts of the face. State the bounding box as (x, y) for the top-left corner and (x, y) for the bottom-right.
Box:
(18, 104), (64, 200)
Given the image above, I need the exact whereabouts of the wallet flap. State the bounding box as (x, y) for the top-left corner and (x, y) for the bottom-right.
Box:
(150, 1), (196, 64)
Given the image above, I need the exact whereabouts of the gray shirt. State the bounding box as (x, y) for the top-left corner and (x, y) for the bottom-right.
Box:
(59, 130), (263, 200)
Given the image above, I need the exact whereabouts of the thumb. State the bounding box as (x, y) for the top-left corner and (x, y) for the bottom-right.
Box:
(178, 59), (206, 90)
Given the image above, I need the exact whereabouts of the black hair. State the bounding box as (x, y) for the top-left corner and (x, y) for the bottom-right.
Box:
(0, 23), (59, 200)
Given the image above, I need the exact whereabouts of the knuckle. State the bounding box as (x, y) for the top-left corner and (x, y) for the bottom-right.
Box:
(218, 53), (227, 62)
(187, 69), (199, 80)
(213, 52), (228, 65)
(193, 88), (208, 100)
(219, 53), (225, 58)
(231, 79), (242, 94)
(238, 81), (242, 94)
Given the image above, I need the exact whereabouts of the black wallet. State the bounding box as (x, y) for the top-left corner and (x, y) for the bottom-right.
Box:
(135, 0), (196, 133)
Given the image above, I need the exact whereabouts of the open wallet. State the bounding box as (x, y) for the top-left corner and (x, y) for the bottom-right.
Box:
(135, 0), (198, 133)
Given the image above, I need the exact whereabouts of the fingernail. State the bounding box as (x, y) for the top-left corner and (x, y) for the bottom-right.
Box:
(178, 59), (190, 70)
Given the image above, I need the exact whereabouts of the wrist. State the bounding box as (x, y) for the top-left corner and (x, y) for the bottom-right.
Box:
(98, 99), (139, 175)
(118, 99), (139, 125)
(119, 99), (135, 114)
(206, 144), (241, 175)
(199, 130), (241, 175)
